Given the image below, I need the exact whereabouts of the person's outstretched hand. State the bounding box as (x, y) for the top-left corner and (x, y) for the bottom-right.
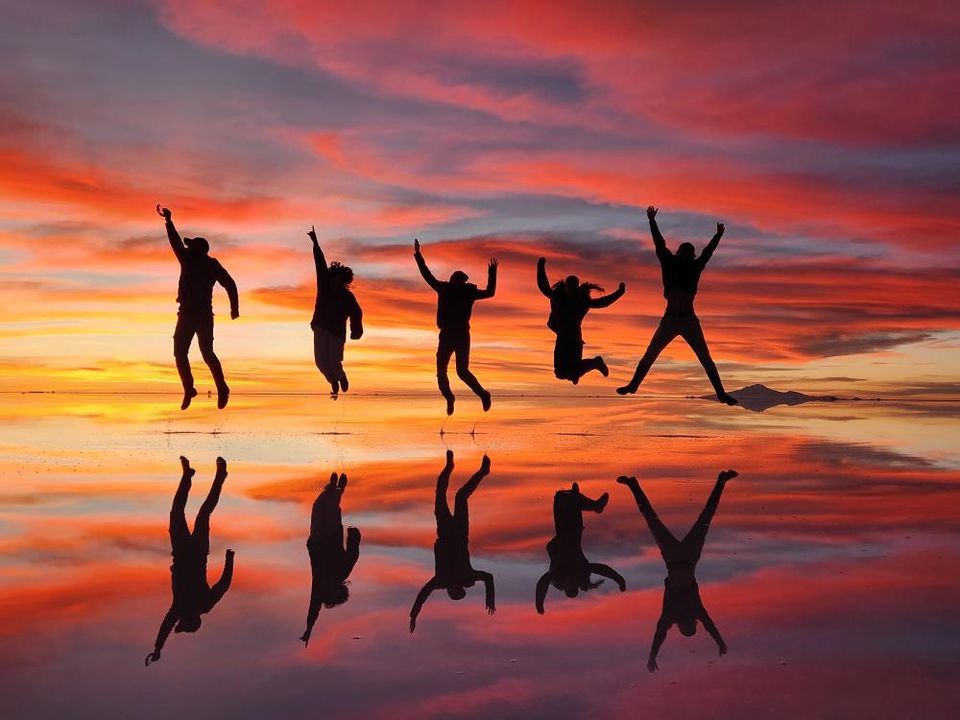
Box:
(156, 204), (171, 221)
(300, 630), (311, 646)
(307, 225), (317, 242)
(537, 256), (546, 265)
(486, 602), (496, 616)
(647, 205), (658, 220)
(231, 308), (240, 320)
(480, 454), (491, 474)
(488, 258), (498, 272)
(718, 469), (738, 483)
(618, 282), (626, 292)
(145, 650), (160, 666)
(718, 641), (728, 656)
(409, 617), (417, 633)
(716, 222), (725, 237)
(647, 657), (659, 673)
(414, 238), (421, 254)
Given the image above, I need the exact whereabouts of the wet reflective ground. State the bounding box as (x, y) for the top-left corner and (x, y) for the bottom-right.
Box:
(1, 394), (959, 719)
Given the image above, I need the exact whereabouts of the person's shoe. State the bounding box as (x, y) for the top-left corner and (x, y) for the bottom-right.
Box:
(445, 395), (455, 416)
(616, 382), (638, 396)
(337, 473), (348, 490)
(340, 374), (349, 392)
(480, 390), (492, 412)
(596, 357), (609, 377)
(215, 456), (228, 479)
(217, 385), (230, 409)
(181, 387), (198, 410)
(596, 492), (609, 512)
(616, 475), (637, 488)
(718, 392), (739, 406)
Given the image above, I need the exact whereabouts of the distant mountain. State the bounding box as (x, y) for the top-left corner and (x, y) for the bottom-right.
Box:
(702, 384), (839, 412)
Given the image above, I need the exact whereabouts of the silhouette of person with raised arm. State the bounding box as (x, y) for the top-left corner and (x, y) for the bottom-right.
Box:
(535, 482), (625, 614)
(537, 257), (626, 384)
(617, 206), (738, 405)
(616, 470), (737, 672)
(413, 239), (497, 415)
(301, 472), (361, 646)
(157, 205), (239, 410)
(410, 451), (494, 632)
(307, 226), (363, 398)
(145, 456), (234, 666)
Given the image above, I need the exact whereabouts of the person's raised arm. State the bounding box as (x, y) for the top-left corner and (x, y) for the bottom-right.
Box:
(536, 257), (552, 297)
(700, 607), (727, 656)
(648, 614), (670, 672)
(409, 578), (439, 633)
(698, 222), (724, 267)
(158, 205), (186, 261)
(476, 258), (498, 299)
(647, 205), (669, 260)
(535, 572), (551, 614)
(145, 608), (177, 666)
(308, 225), (328, 280)
(208, 549), (235, 607)
(301, 587), (321, 646)
(475, 570), (495, 614)
(413, 238), (441, 291)
(589, 563), (627, 592)
(215, 264), (240, 319)
(588, 282), (626, 309)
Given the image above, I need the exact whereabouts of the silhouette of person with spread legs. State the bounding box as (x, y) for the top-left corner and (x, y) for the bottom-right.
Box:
(301, 472), (361, 646)
(413, 238), (497, 415)
(307, 226), (363, 398)
(617, 206), (738, 405)
(409, 451), (494, 632)
(535, 482), (625, 613)
(616, 470), (737, 672)
(145, 456), (234, 666)
(157, 205), (239, 410)
(537, 257), (626, 384)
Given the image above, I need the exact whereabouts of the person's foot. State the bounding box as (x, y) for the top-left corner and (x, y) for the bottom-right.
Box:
(331, 379), (340, 396)
(718, 469), (738, 483)
(596, 492), (609, 512)
(445, 395), (455, 416)
(572, 376), (579, 385)
(340, 374), (349, 393)
(337, 472), (348, 490)
(616, 382), (638, 396)
(179, 456), (196, 478)
(445, 449), (454, 467)
(718, 392), (739, 406)
(215, 456), (228, 479)
(480, 454), (491, 474)
(616, 475), (638, 488)
(596, 357), (609, 377)
(217, 385), (230, 410)
(480, 390), (492, 412)
(181, 387), (198, 410)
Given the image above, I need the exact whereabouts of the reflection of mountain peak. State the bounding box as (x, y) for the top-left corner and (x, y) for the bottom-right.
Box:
(704, 384), (839, 412)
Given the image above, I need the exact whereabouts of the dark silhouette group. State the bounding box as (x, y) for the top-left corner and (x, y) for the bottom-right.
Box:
(157, 205), (739, 413)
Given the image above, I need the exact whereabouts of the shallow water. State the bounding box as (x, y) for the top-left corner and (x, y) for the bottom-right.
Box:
(1, 393), (959, 719)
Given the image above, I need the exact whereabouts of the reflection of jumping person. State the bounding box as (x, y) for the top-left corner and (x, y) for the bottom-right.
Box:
(301, 472), (361, 646)
(157, 205), (239, 410)
(617, 206), (738, 405)
(413, 239), (497, 416)
(535, 483), (624, 613)
(536, 257), (626, 384)
(617, 470), (737, 672)
(146, 457), (234, 666)
(308, 226), (363, 397)
(409, 452), (494, 632)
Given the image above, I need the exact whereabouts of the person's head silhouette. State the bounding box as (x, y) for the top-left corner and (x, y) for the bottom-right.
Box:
(564, 275), (580, 294)
(184, 237), (210, 256)
(449, 270), (468, 285)
(323, 583), (350, 608)
(446, 585), (467, 600)
(678, 619), (698, 637)
(677, 241), (696, 260)
(175, 615), (202, 633)
(328, 261), (354, 287)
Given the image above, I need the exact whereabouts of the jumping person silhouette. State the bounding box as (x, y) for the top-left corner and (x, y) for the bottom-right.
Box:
(157, 205), (239, 410)
(409, 451), (494, 632)
(617, 206), (738, 405)
(413, 239), (497, 415)
(535, 482), (625, 614)
(537, 257), (626, 384)
(300, 472), (361, 646)
(616, 470), (736, 672)
(308, 226), (363, 397)
(145, 456), (234, 666)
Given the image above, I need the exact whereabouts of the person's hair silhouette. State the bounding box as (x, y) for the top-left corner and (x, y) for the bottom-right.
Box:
(617, 206), (738, 405)
(301, 472), (361, 646)
(413, 239), (497, 415)
(145, 456), (234, 666)
(307, 226), (363, 398)
(409, 451), (494, 632)
(535, 482), (625, 613)
(537, 257), (626, 384)
(157, 205), (239, 410)
(616, 470), (737, 671)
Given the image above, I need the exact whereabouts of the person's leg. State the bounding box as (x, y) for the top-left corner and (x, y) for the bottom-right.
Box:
(169, 463), (193, 552)
(313, 328), (338, 393)
(436, 332), (456, 414)
(453, 457), (488, 524)
(579, 355), (608, 379)
(435, 453), (454, 527)
(570, 482), (608, 513)
(680, 316), (738, 405)
(454, 333), (490, 409)
(173, 316), (198, 409)
(616, 477), (678, 556)
(332, 336), (348, 392)
(616, 316), (680, 394)
(196, 316), (229, 408)
(193, 458), (226, 549)
(681, 476), (727, 563)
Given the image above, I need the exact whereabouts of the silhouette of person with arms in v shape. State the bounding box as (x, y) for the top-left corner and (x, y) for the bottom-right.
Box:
(617, 470), (736, 671)
(535, 482), (625, 614)
(145, 456), (234, 666)
(157, 205), (239, 410)
(301, 472), (361, 646)
(617, 206), (738, 405)
(307, 226), (363, 398)
(537, 256), (626, 384)
(414, 238), (497, 415)
(410, 451), (494, 632)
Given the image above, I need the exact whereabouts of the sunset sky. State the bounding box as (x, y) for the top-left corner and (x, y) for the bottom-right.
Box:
(2, 0), (959, 398)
